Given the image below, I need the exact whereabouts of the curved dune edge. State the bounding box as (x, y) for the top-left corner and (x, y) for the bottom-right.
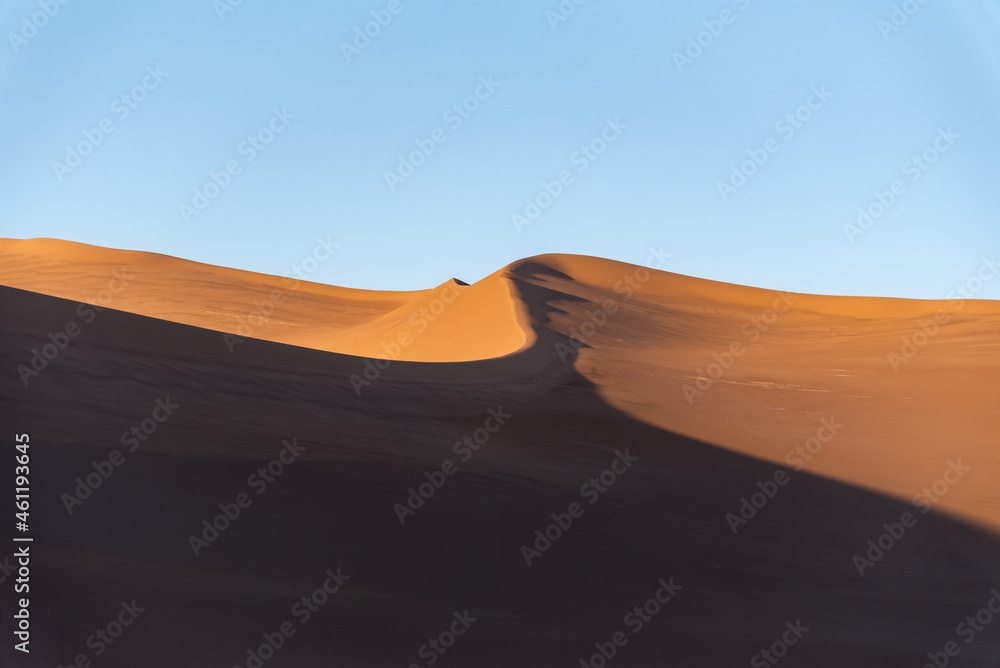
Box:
(4, 238), (1000, 533)
(526, 252), (1000, 317)
(2, 238), (998, 363)
(507, 253), (1000, 535)
(0, 238), (532, 363)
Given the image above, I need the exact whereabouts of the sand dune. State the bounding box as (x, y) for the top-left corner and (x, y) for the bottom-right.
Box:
(511, 253), (1000, 534)
(3, 239), (1000, 666)
(0, 238), (528, 362)
(4, 239), (997, 530)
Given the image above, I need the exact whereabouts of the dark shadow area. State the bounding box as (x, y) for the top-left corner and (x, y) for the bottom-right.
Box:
(2, 284), (1000, 667)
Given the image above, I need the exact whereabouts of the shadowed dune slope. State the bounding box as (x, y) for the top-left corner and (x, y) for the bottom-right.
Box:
(507, 254), (1000, 534)
(3, 240), (1000, 532)
(3, 274), (1000, 665)
(3, 241), (1000, 533)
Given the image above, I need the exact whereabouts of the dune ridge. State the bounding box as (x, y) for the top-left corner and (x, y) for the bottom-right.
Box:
(0, 238), (530, 362)
(3, 238), (1000, 532)
(4, 238), (1000, 665)
(5, 238), (996, 364)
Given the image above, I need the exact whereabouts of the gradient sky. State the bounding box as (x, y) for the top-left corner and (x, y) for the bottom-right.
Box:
(2, 0), (999, 299)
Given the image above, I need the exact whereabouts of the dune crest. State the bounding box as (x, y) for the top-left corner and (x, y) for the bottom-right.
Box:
(0, 238), (530, 362)
(5, 238), (1000, 664)
(508, 253), (1000, 534)
(4, 238), (1000, 531)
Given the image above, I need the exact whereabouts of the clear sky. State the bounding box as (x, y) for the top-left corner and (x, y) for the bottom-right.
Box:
(2, 0), (999, 299)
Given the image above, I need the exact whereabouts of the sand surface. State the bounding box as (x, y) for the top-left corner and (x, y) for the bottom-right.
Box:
(0, 238), (528, 362)
(2, 238), (1000, 666)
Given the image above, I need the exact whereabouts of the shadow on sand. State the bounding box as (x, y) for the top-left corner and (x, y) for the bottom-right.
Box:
(2, 282), (999, 667)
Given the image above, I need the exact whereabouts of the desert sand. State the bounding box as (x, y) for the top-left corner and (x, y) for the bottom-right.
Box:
(2, 238), (1000, 666)
(0, 238), (528, 362)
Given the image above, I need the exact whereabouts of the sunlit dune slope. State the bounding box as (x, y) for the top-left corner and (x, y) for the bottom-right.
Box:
(0, 238), (529, 362)
(3, 239), (1000, 531)
(509, 253), (1000, 533)
(5, 241), (1000, 665)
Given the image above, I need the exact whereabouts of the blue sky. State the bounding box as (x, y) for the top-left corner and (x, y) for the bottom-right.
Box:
(1, 0), (999, 299)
